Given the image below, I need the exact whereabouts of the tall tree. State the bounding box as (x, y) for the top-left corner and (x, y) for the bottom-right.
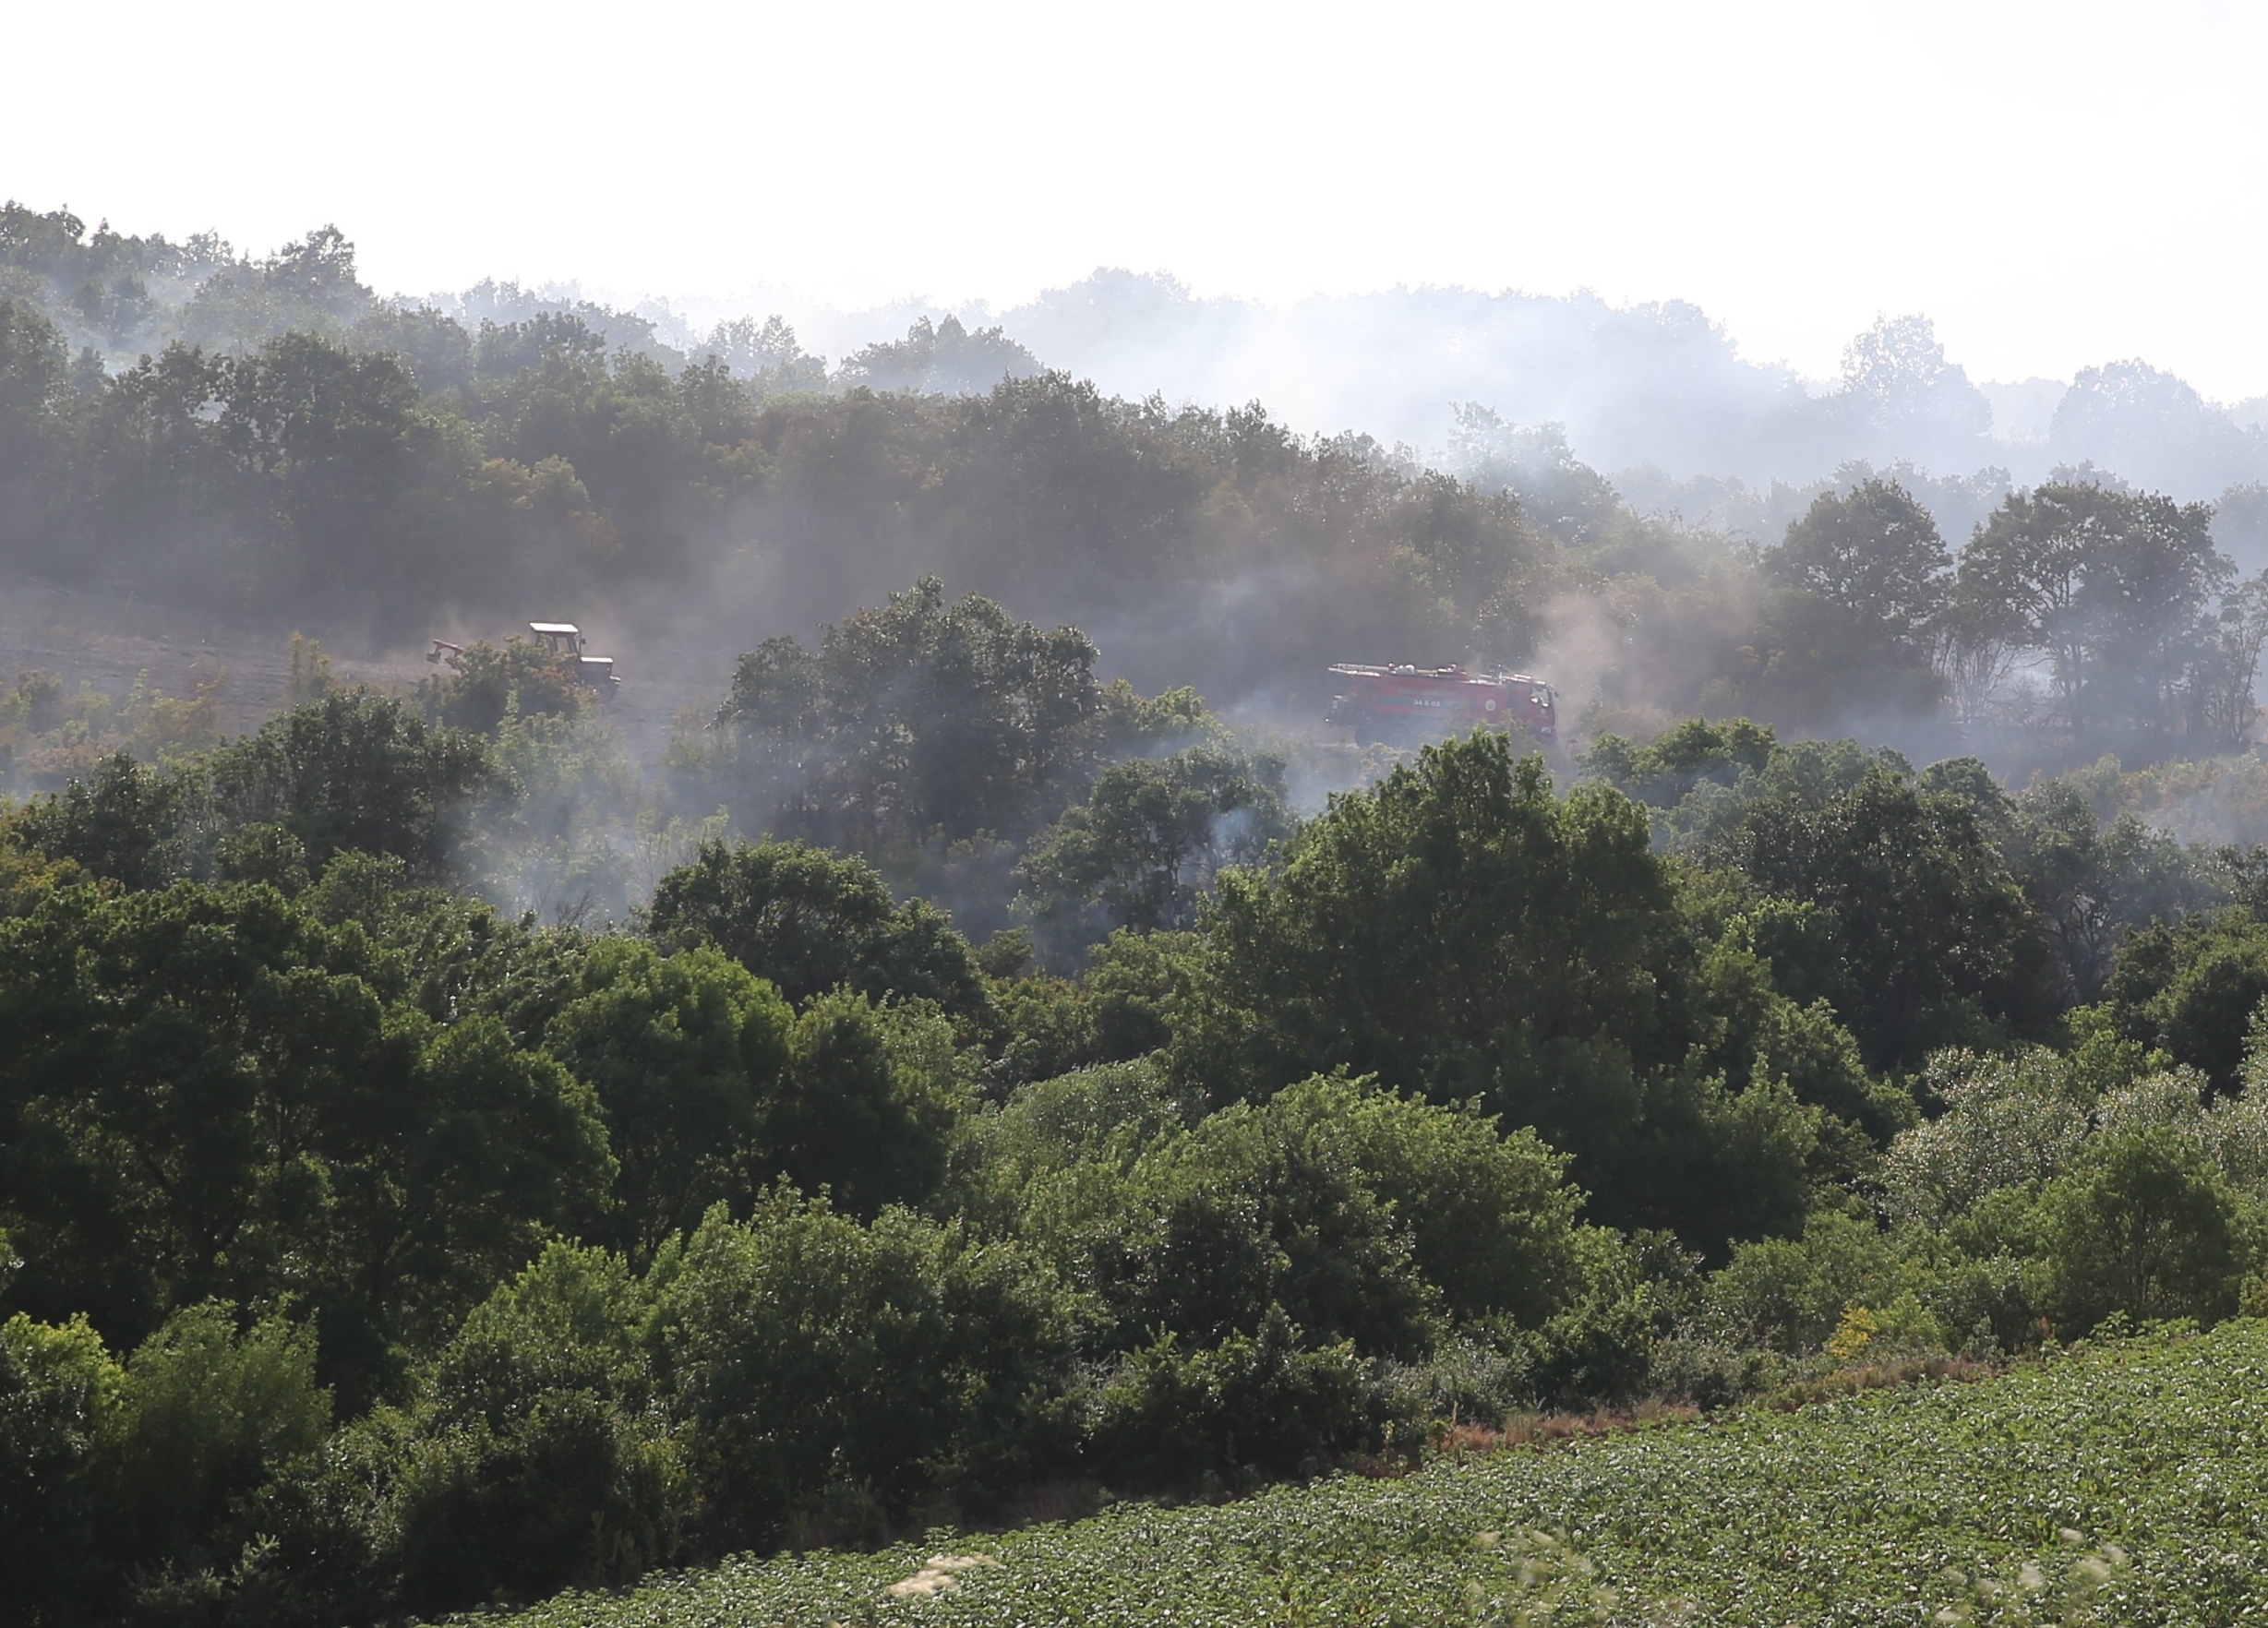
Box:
(1957, 481), (2227, 742)
(1757, 477), (1951, 721)
(1766, 477), (1952, 640)
(711, 580), (1107, 848)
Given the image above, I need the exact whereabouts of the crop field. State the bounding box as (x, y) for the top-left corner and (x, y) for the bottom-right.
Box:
(486, 1323), (2268, 1628)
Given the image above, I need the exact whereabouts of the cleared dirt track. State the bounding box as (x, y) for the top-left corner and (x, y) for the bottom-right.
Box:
(0, 575), (712, 771)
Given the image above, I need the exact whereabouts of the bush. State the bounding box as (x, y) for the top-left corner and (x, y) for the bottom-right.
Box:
(658, 1195), (1076, 1547)
(1702, 1209), (1926, 1355)
(1084, 1308), (1386, 1489)
(387, 1393), (681, 1614)
(1242, 1075), (1586, 1328)
(2034, 1126), (2248, 1334)
(1879, 1048), (2093, 1227)
(1110, 1088), (1440, 1360)
(379, 1243), (684, 1613)
(419, 640), (586, 735)
(91, 1305), (333, 1617)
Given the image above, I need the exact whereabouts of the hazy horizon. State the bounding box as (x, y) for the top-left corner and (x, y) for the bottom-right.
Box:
(10, 0), (2266, 397)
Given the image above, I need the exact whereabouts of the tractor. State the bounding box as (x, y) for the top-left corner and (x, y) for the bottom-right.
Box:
(527, 623), (619, 696)
(425, 622), (620, 698)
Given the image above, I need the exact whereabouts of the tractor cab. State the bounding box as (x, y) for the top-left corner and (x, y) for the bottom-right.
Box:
(530, 622), (620, 696)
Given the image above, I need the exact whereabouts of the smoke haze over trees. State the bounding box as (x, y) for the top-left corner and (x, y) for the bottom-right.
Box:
(8, 199), (2268, 774)
(11, 203), (2268, 510)
(21, 195), (2268, 1627)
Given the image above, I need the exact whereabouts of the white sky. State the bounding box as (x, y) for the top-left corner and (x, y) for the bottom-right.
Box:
(8, 0), (2266, 395)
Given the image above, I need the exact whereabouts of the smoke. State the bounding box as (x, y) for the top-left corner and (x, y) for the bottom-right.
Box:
(638, 270), (2268, 527)
(1527, 593), (1639, 750)
(19, 203), (2268, 940)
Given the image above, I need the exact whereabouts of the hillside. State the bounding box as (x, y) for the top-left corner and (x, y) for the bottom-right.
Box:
(489, 1324), (2267, 1627)
(0, 572), (717, 779)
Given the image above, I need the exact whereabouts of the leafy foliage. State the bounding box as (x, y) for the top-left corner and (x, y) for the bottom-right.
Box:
(489, 1323), (2268, 1628)
(643, 838), (991, 1026)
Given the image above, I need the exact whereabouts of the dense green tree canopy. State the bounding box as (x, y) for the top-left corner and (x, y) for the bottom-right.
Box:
(15, 204), (2268, 1628)
(644, 838), (990, 1024)
(0, 881), (611, 1402)
(710, 578), (1112, 848)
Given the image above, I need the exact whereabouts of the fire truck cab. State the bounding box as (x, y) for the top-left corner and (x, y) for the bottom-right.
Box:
(1326, 663), (1555, 745)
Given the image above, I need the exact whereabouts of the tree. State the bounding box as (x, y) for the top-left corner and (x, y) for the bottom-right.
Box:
(0, 299), (65, 564)
(92, 1303), (332, 1594)
(1585, 716), (1777, 808)
(765, 991), (966, 1215)
(1713, 763), (2047, 1067)
(176, 226), (374, 353)
(66, 341), (240, 595)
(0, 882), (612, 1403)
(1765, 478), (1950, 643)
(2104, 913), (2268, 1090)
(2004, 781), (2220, 1002)
(9, 752), (204, 891)
(1756, 478), (1950, 722)
(659, 1194), (1072, 1548)
(0, 1310), (117, 1621)
(0, 297), (63, 458)
(1015, 745), (1292, 955)
(419, 639), (587, 735)
(474, 309), (609, 378)
(1958, 482), (2228, 743)
(2190, 569), (2268, 749)
(2050, 359), (2261, 499)
(837, 315), (1040, 395)
(541, 942), (795, 1259)
(1248, 1075), (1587, 1328)
(1198, 731), (1691, 1117)
(379, 1242), (685, 1613)
(1445, 408), (1626, 550)
(1837, 315), (1992, 467)
(216, 332), (446, 610)
(699, 314), (826, 394)
(206, 689), (512, 883)
(710, 580), (1109, 849)
(1182, 731), (1837, 1243)
(644, 839), (990, 1026)
(349, 302), (475, 394)
(2036, 1126), (2243, 1332)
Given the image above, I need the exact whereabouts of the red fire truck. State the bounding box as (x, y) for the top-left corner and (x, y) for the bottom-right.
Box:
(1326, 664), (1556, 744)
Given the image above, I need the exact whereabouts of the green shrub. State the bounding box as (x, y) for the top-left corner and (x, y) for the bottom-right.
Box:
(419, 640), (586, 735)
(376, 1242), (686, 1612)
(1703, 1208), (1931, 1355)
(1084, 1308), (1385, 1489)
(658, 1195), (1076, 1547)
(93, 1305), (332, 1614)
(2034, 1125), (2249, 1333)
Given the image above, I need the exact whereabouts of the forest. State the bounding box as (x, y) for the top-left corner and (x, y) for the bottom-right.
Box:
(7, 203), (2268, 757)
(14, 205), (2268, 1624)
